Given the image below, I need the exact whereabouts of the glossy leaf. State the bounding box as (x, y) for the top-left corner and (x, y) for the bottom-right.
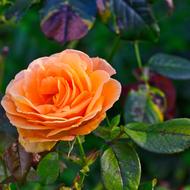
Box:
(41, 0), (97, 43)
(3, 142), (33, 181)
(149, 53), (190, 80)
(37, 152), (59, 185)
(101, 141), (141, 190)
(97, 0), (160, 41)
(124, 87), (163, 124)
(125, 118), (190, 153)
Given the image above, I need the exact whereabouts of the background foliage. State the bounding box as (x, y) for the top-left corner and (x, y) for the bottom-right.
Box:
(1, 0), (190, 189)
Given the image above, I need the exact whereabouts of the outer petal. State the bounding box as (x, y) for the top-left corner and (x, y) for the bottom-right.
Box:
(6, 70), (25, 95)
(86, 70), (110, 114)
(92, 57), (116, 76)
(18, 128), (74, 142)
(102, 79), (121, 111)
(53, 49), (93, 72)
(68, 112), (106, 135)
(19, 135), (56, 153)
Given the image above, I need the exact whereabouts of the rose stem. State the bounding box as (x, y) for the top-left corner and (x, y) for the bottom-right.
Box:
(76, 136), (87, 188)
(134, 41), (143, 69)
(76, 136), (86, 163)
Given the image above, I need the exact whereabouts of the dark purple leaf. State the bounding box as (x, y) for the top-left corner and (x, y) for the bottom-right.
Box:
(40, 0), (97, 43)
(97, 0), (160, 42)
(3, 142), (33, 181)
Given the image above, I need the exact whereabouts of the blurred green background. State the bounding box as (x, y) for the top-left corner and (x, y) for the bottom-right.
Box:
(1, 0), (190, 189)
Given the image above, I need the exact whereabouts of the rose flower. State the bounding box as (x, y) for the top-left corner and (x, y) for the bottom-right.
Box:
(1, 50), (121, 153)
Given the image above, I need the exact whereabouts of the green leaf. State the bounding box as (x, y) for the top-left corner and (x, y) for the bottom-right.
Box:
(149, 53), (190, 80)
(125, 118), (190, 153)
(139, 179), (157, 190)
(37, 152), (60, 185)
(155, 187), (169, 190)
(93, 126), (113, 140)
(20, 182), (42, 190)
(101, 141), (141, 190)
(94, 125), (128, 141)
(40, 0), (97, 43)
(124, 87), (163, 124)
(97, 0), (160, 41)
(184, 186), (190, 190)
(110, 115), (121, 127)
(5, 0), (39, 21)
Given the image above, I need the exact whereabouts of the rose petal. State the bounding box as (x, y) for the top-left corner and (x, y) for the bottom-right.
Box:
(53, 49), (93, 72)
(92, 57), (116, 76)
(6, 114), (55, 130)
(102, 79), (121, 111)
(71, 91), (92, 107)
(18, 128), (74, 142)
(48, 97), (92, 118)
(86, 70), (110, 114)
(40, 76), (58, 95)
(53, 51), (92, 91)
(1, 95), (70, 121)
(19, 135), (56, 153)
(68, 112), (106, 135)
(28, 116), (82, 128)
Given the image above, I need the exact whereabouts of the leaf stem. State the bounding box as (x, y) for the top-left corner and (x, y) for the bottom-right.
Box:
(134, 41), (143, 68)
(67, 40), (79, 49)
(76, 136), (86, 164)
(108, 36), (120, 62)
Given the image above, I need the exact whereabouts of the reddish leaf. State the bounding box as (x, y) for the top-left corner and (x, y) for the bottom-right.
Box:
(122, 70), (176, 119)
(149, 72), (176, 119)
(3, 142), (33, 181)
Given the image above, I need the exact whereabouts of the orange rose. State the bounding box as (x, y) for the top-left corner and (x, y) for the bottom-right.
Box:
(1, 49), (121, 153)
